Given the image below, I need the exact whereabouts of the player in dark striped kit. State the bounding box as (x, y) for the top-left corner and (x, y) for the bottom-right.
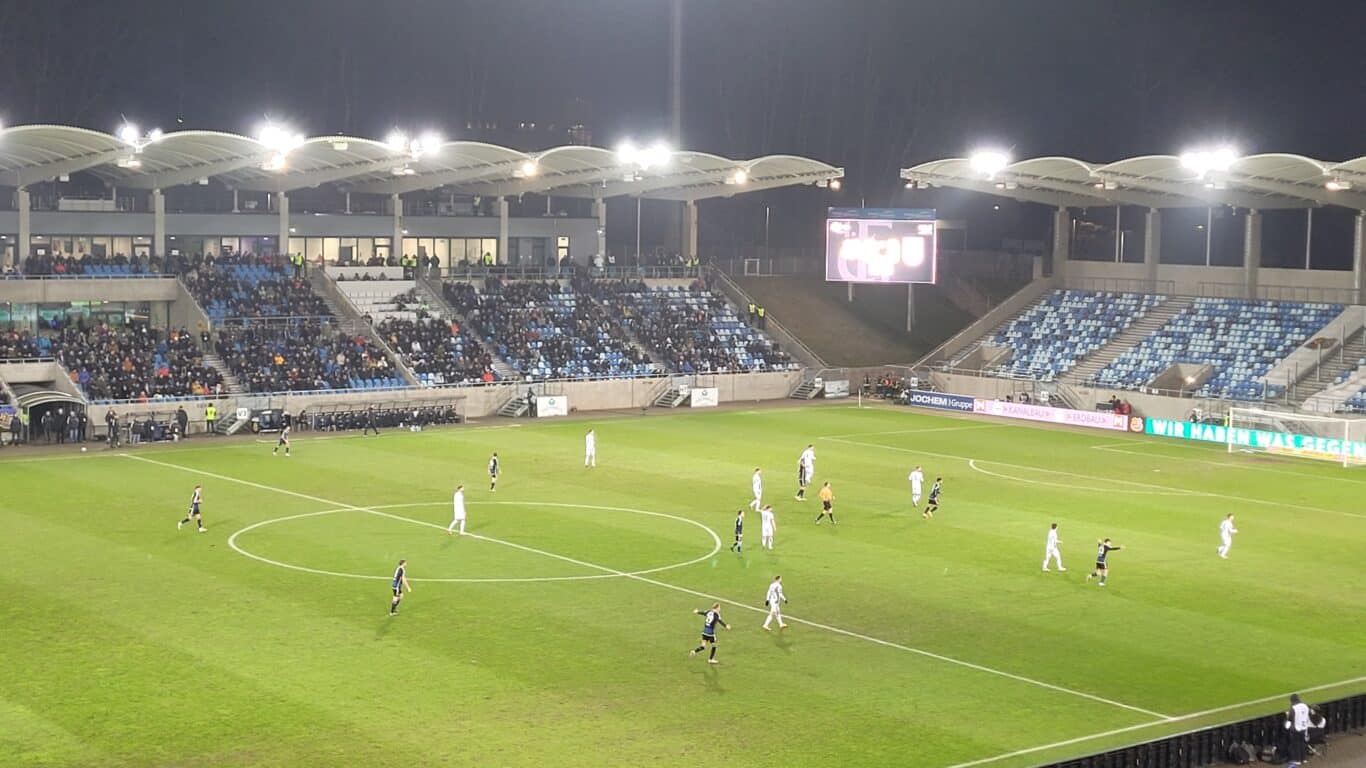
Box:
(389, 559), (412, 615)
(689, 604), (730, 664)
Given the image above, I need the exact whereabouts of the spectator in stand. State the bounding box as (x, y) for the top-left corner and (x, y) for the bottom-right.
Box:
(30, 321), (222, 402)
(376, 314), (496, 386)
(215, 321), (396, 393)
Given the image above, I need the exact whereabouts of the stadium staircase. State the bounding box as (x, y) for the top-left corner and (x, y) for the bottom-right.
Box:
(789, 380), (822, 400)
(201, 351), (245, 395)
(498, 395), (530, 418)
(310, 269), (421, 387)
(654, 388), (689, 408)
(1294, 328), (1366, 411)
(1065, 296), (1191, 383)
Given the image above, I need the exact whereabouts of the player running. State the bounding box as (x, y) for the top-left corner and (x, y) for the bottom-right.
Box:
(909, 465), (925, 507)
(730, 509), (744, 553)
(1086, 538), (1123, 586)
(762, 575), (788, 630)
(1042, 523), (1065, 571)
(272, 424), (291, 457)
(1217, 514), (1238, 559)
(814, 481), (836, 525)
(689, 603), (730, 664)
(584, 428), (596, 468)
(488, 452), (500, 492)
(922, 477), (942, 519)
(749, 468), (763, 511)
(389, 559), (412, 615)
(447, 485), (467, 535)
(795, 444), (815, 500)
(177, 484), (206, 533)
(759, 505), (777, 550)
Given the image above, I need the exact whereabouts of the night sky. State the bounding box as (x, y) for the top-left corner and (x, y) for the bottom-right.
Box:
(1, 0), (1362, 261)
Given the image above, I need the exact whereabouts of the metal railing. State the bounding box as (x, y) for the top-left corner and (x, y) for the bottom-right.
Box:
(1196, 281), (1360, 305)
(3, 273), (177, 280)
(1066, 275), (1179, 295)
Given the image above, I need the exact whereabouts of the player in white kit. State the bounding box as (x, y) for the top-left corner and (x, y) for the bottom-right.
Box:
(584, 429), (596, 467)
(759, 505), (777, 550)
(909, 466), (925, 507)
(1042, 522), (1065, 571)
(446, 484), (467, 535)
(1217, 514), (1238, 559)
(749, 468), (763, 511)
(762, 575), (788, 630)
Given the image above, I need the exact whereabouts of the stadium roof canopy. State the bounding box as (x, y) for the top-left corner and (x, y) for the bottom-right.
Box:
(902, 153), (1366, 211)
(0, 124), (842, 201)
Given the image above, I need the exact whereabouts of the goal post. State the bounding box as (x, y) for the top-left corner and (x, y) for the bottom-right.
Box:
(1226, 407), (1366, 467)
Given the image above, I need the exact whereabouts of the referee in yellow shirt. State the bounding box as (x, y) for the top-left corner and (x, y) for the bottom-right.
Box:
(815, 481), (837, 525)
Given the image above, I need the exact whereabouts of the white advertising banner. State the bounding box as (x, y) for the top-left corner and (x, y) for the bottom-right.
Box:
(690, 387), (720, 408)
(535, 395), (569, 418)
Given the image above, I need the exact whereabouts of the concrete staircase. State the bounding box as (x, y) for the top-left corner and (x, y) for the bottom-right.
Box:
(1066, 296), (1193, 384)
(498, 395), (530, 418)
(1292, 328), (1366, 410)
(789, 380), (822, 400)
(654, 388), (689, 408)
(201, 351), (245, 394)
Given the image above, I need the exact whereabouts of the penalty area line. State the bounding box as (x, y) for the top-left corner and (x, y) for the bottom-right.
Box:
(120, 452), (1169, 721)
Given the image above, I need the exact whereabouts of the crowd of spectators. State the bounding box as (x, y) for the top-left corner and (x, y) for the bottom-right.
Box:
(180, 263), (329, 320)
(444, 278), (652, 378)
(20, 252), (163, 276)
(48, 322), (222, 402)
(376, 313), (497, 386)
(0, 328), (40, 358)
(215, 322), (398, 393)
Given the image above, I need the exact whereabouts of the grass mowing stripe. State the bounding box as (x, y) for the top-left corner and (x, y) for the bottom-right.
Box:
(122, 452), (1172, 721)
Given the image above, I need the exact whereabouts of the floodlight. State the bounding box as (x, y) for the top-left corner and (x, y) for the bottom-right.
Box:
(119, 123), (140, 144)
(968, 149), (1010, 177)
(148, 128), (164, 143)
(615, 141), (637, 163)
(730, 169), (748, 185)
(257, 123), (305, 154)
(1325, 178), (1352, 192)
(1180, 146), (1239, 176)
(519, 160), (539, 177)
(829, 179), (842, 191)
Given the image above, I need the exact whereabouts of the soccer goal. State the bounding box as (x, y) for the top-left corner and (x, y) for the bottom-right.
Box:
(1226, 407), (1366, 467)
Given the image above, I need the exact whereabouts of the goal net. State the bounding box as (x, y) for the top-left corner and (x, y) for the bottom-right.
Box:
(1226, 407), (1366, 467)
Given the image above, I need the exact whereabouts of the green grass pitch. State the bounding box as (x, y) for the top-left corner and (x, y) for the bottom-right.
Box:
(2, 403), (1363, 768)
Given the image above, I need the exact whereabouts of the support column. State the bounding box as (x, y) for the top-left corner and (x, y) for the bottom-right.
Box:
(278, 192), (290, 260)
(683, 199), (698, 264)
(1244, 210), (1262, 300)
(16, 187), (31, 268)
(497, 196), (509, 266)
(152, 189), (167, 257)
(345, 191), (352, 215)
(1144, 208), (1161, 291)
(391, 193), (403, 261)
(1051, 206), (1071, 285)
(593, 196), (607, 266)
(1353, 213), (1365, 306)
(231, 188), (239, 213)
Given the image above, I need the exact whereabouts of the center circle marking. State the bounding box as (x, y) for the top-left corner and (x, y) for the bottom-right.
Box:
(227, 501), (723, 583)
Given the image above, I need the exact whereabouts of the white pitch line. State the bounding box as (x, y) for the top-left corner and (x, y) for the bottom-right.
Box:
(967, 459), (1193, 496)
(824, 437), (1366, 521)
(941, 673), (1366, 768)
(1090, 440), (1366, 486)
(122, 452), (1168, 720)
(817, 424), (1009, 440)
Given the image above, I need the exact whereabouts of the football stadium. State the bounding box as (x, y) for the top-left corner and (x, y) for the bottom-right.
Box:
(1, 4), (1364, 768)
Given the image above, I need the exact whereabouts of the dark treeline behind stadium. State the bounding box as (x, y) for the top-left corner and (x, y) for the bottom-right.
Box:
(0, 0), (1362, 264)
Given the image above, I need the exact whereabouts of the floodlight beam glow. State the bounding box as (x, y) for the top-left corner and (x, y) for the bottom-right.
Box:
(968, 149), (1011, 177)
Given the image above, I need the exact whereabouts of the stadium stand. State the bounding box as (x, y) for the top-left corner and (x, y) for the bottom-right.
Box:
(215, 322), (404, 393)
(443, 278), (657, 379)
(21, 253), (161, 276)
(595, 280), (797, 374)
(44, 323), (222, 402)
(375, 315), (497, 386)
(0, 329), (40, 358)
(987, 289), (1164, 381)
(1094, 298), (1343, 400)
(180, 261), (330, 322)
(335, 268), (425, 322)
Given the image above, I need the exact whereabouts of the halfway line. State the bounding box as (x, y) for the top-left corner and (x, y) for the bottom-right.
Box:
(122, 452), (1169, 720)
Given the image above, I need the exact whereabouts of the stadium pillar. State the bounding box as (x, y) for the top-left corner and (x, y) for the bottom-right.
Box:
(1144, 208), (1161, 291)
(152, 188), (166, 258)
(345, 191), (352, 215)
(594, 196), (607, 266)
(16, 187), (31, 268)
(1243, 210), (1262, 300)
(683, 199), (698, 264)
(1354, 212), (1365, 305)
(278, 192), (290, 261)
(1051, 207), (1070, 285)
(497, 196), (509, 266)
(391, 194), (403, 261)
(231, 188), (239, 213)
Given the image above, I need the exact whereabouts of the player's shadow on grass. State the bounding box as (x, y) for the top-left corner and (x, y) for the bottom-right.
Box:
(375, 616), (398, 639)
(768, 630), (796, 655)
(692, 664), (724, 694)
